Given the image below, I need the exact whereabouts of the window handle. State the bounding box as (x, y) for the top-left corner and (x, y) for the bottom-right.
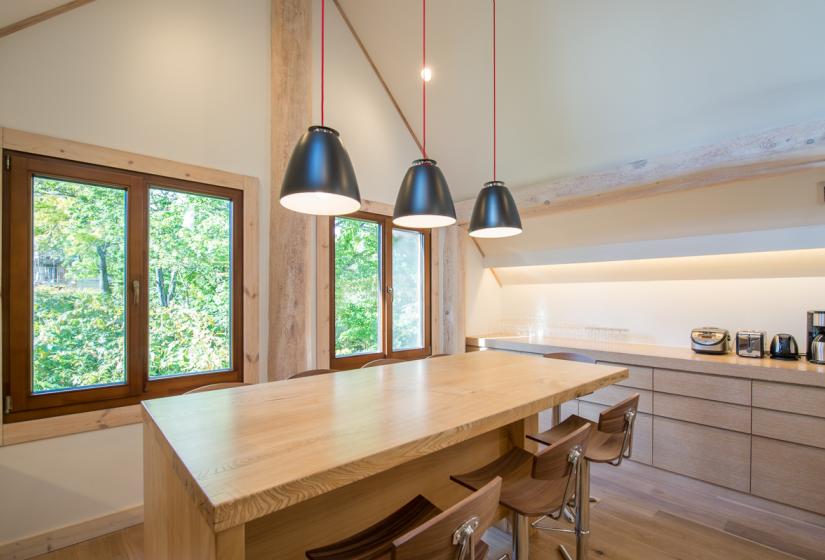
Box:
(132, 280), (140, 306)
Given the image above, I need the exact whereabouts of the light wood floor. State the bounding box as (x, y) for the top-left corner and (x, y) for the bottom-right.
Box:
(33, 461), (825, 560)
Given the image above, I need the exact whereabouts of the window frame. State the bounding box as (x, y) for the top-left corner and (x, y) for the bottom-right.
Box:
(2, 151), (244, 422)
(329, 211), (431, 370)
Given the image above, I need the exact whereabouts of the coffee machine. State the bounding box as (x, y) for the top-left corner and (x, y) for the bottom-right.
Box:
(807, 311), (825, 364)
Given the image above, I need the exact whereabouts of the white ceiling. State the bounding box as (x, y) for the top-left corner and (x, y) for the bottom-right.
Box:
(0, 0), (69, 28)
(338, 0), (825, 202)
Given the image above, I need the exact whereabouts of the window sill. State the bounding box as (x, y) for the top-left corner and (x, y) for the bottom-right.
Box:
(1, 404), (143, 446)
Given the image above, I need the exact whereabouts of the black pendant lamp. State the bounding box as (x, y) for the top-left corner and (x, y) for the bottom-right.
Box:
(393, 0), (456, 229)
(280, 0), (361, 216)
(469, 0), (522, 238)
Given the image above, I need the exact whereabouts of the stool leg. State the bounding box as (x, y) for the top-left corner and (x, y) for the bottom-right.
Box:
(512, 512), (530, 560)
(575, 459), (591, 560)
(552, 405), (561, 427)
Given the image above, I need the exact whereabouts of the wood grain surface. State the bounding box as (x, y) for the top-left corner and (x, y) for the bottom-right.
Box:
(142, 351), (627, 531)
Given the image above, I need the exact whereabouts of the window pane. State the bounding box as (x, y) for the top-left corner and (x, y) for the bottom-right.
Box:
(334, 217), (381, 357)
(391, 229), (425, 351)
(32, 177), (127, 393)
(149, 188), (232, 377)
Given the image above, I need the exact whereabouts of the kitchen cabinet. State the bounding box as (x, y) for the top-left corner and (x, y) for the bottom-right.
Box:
(653, 417), (751, 492)
(655, 369), (750, 405)
(596, 361), (653, 390)
(653, 392), (751, 433)
(752, 381), (825, 419)
(752, 437), (825, 515)
(752, 409), (825, 449)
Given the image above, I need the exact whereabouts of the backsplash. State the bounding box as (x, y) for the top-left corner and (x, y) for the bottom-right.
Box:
(475, 277), (825, 349)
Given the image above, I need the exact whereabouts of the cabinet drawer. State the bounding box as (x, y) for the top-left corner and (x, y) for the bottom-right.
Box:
(579, 401), (651, 465)
(752, 382), (825, 419)
(654, 369), (750, 405)
(596, 362), (653, 390)
(652, 417), (750, 492)
(653, 393), (751, 433)
(752, 409), (825, 449)
(538, 400), (578, 432)
(752, 437), (825, 515)
(579, 385), (652, 414)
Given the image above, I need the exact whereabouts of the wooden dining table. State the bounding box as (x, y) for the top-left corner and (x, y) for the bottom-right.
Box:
(142, 351), (627, 559)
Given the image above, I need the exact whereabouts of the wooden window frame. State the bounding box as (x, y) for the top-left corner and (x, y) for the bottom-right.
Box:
(329, 211), (432, 370)
(2, 150), (244, 422)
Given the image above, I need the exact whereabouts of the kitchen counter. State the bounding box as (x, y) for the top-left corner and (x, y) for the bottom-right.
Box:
(467, 334), (825, 387)
(142, 351), (627, 559)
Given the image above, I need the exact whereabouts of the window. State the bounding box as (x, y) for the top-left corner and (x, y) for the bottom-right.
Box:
(330, 211), (431, 369)
(3, 152), (243, 422)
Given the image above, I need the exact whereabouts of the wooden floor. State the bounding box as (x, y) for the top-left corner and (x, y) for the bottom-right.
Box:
(33, 461), (825, 560)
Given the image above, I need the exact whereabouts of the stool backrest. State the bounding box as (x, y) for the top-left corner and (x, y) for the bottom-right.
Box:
(184, 382), (247, 394)
(542, 352), (596, 364)
(597, 393), (639, 463)
(597, 394), (639, 434)
(361, 358), (406, 368)
(391, 477), (501, 560)
(532, 423), (592, 480)
(288, 368), (337, 380)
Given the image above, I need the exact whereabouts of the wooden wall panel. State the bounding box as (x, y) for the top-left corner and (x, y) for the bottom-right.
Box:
(438, 226), (465, 355)
(269, 0), (313, 380)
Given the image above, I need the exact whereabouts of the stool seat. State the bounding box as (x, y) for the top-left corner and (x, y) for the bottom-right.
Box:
(529, 415), (626, 463)
(304, 495), (489, 560)
(451, 447), (570, 517)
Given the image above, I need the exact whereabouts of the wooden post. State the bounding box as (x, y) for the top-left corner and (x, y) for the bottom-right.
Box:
(269, 0), (314, 380)
(438, 225), (466, 355)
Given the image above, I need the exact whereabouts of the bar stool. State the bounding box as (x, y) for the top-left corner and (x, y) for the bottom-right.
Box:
(184, 382), (248, 394)
(450, 424), (593, 560)
(305, 477), (505, 560)
(527, 394), (640, 560)
(361, 358), (407, 368)
(288, 368), (338, 379)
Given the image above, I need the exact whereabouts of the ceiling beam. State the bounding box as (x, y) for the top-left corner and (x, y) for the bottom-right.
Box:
(0, 0), (95, 40)
(456, 120), (825, 224)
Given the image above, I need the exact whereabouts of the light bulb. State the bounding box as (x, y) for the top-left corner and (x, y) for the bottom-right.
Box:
(420, 67), (432, 82)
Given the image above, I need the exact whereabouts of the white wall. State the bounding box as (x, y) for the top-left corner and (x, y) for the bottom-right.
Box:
(0, 0), (270, 545)
(464, 237), (502, 336)
(0, 425), (142, 544)
(464, 170), (825, 347)
(495, 277), (823, 347)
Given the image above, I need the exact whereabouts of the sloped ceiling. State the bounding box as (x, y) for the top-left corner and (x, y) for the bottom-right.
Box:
(338, 0), (825, 203)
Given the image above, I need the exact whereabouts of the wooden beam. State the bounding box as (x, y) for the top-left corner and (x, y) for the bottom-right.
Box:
(331, 0), (424, 155)
(269, 0), (314, 380)
(0, 0), (95, 40)
(456, 120), (825, 223)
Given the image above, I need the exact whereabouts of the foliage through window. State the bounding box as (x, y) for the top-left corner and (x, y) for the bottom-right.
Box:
(331, 212), (430, 369)
(3, 152), (243, 422)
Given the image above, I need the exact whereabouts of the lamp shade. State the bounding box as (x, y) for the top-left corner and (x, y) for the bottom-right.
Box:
(393, 159), (456, 228)
(469, 181), (522, 238)
(279, 126), (361, 216)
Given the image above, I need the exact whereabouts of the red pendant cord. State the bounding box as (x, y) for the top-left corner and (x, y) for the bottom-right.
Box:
(422, 0), (427, 158)
(321, 0), (325, 126)
(492, 0), (497, 181)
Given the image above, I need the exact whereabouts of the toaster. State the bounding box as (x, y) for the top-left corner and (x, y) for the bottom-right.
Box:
(736, 330), (767, 358)
(690, 327), (731, 355)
